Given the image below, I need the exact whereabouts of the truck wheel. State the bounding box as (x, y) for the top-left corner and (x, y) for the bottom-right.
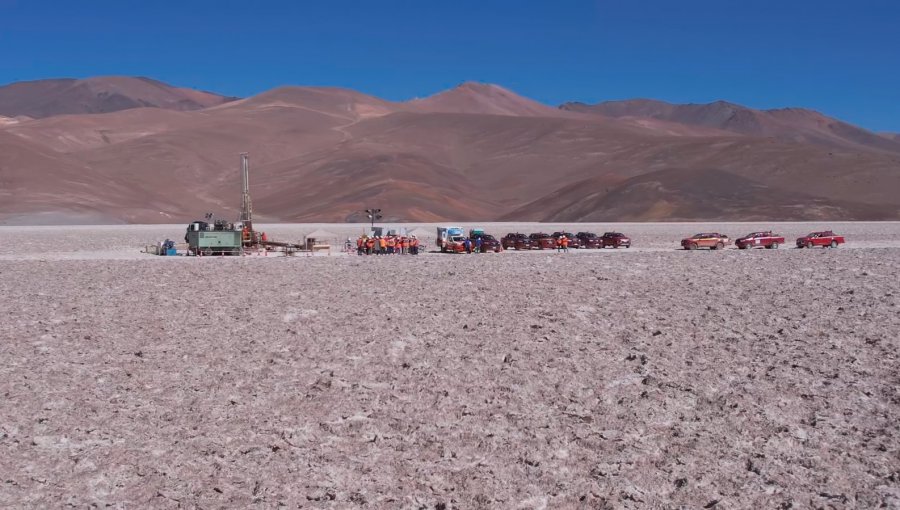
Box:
(714, 242), (724, 250)
(769, 242), (779, 249)
(807, 241), (814, 249)
(830, 240), (838, 248)
(687, 243), (697, 250)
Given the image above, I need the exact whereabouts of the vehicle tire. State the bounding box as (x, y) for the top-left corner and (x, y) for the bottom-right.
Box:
(714, 242), (724, 250)
(687, 243), (697, 251)
(830, 240), (838, 248)
(770, 242), (779, 249)
(807, 241), (814, 249)
(738, 244), (746, 250)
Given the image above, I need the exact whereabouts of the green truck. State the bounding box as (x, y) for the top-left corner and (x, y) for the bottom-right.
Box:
(185, 221), (242, 255)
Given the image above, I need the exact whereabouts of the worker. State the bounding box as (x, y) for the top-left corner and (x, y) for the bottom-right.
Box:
(464, 238), (472, 254)
(410, 236), (419, 255)
(387, 236), (395, 254)
(379, 236), (387, 255)
(561, 235), (569, 252)
(401, 237), (410, 254)
(356, 236), (365, 256)
(366, 236), (375, 255)
(261, 232), (268, 243)
(475, 236), (483, 254)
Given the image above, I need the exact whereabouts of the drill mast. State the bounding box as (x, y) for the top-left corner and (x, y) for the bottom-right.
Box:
(240, 152), (253, 231)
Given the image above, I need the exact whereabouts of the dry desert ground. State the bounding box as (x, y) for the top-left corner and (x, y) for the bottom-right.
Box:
(1, 222), (899, 508)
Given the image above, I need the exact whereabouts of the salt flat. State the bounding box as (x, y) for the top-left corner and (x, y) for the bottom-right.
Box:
(0, 223), (898, 508)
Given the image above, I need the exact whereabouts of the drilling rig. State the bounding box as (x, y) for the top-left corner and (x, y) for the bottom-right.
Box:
(184, 153), (254, 255)
(239, 152), (253, 242)
(182, 152), (304, 255)
(238, 152), (256, 247)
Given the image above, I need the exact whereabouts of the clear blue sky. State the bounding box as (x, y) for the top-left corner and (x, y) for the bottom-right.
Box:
(1, 0), (898, 131)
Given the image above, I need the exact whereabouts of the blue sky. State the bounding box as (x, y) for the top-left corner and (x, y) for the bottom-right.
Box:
(1, 0), (898, 131)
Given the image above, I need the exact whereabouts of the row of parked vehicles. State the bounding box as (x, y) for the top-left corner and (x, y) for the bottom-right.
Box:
(680, 231), (846, 250)
(436, 227), (846, 253)
(436, 228), (632, 252)
(501, 231), (631, 250)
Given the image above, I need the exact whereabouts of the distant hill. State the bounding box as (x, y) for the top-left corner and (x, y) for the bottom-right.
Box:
(561, 99), (900, 154)
(0, 76), (237, 118)
(409, 82), (566, 117)
(1, 77), (899, 224)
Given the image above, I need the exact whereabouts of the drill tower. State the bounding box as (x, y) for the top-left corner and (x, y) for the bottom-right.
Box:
(240, 152), (253, 232)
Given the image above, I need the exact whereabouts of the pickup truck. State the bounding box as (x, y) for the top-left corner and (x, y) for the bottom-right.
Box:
(502, 233), (532, 250)
(735, 231), (785, 249)
(796, 231), (845, 249)
(529, 233), (556, 250)
(551, 232), (582, 249)
(576, 232), (602, 249)
(600, 232), (631, 248)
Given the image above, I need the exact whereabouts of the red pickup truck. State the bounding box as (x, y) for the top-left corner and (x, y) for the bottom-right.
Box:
(796, 231), (845, 249)
(600, 232), (631, 248)
(502, 233), (532, 250)
(529, 233), (556, 250)
(735, 231), (785, 250)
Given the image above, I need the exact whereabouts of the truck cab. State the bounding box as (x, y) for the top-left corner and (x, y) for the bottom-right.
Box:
(437, 226), (465, 252)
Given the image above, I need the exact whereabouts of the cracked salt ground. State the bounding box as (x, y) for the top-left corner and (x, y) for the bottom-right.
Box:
(0, 224), (898, 508)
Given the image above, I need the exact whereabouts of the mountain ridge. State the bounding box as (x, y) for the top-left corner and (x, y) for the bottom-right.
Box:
(1, 77), (899, 224)
(560, 99), (900, 154)
(0, 76), (238, 119)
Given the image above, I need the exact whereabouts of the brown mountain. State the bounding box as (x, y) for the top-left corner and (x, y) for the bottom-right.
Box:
(1, 80), (899, 224)
(0, 76), (237, 119)
(409, 82), (566, 117)
(561, 99), (900, 154)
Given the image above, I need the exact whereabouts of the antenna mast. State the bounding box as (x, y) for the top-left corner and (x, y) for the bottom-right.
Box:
(240, 152), (252, 230)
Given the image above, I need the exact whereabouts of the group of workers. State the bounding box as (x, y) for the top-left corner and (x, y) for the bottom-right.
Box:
(356, 235), (421, 255)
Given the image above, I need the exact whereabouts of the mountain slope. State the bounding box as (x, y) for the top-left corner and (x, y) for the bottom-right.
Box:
(0, 76), (236, 118)
(562, 99), (900, 154)
(2, 79), (899, 223)
(409, 82), (566, 117)
(504, 167), (897, 222)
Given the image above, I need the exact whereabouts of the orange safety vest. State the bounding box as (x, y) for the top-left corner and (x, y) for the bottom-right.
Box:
(388, 238), (396, 247)
(402, 239), (410, 248)
(561, 237), (569, 246)
(366, 239), (375, 248)
(379, 238), (387, 248)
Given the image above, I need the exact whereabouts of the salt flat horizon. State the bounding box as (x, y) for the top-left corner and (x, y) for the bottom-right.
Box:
(2, 222), (900, 260)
